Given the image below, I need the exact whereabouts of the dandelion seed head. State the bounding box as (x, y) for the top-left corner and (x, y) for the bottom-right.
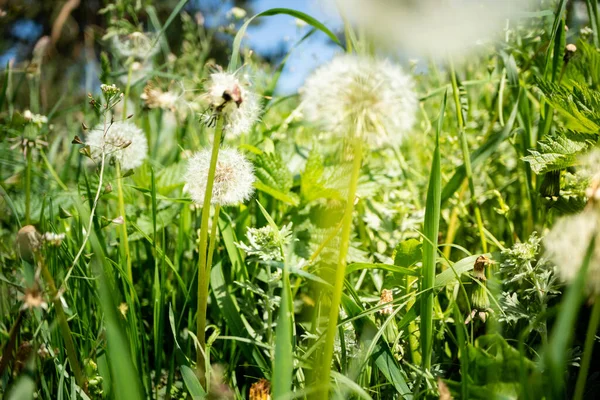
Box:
(184, 148), (255, 206)
(544, 209), (600, 296)
(300, 54), (417, 144)
(111, 31), (159, 60)
(141, 84), (179, 111)
(86, 121), (148, 170)
(204, 71), (261, 137)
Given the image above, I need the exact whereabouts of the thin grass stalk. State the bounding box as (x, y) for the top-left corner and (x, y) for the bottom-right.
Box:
(116, 161), (133, 298)
(196, 114), (224, 385)
(573, 295), (600, 400)
(449, 58), (487, 253)
(38, 256), (86, 391)
(319, 137), (363, 398)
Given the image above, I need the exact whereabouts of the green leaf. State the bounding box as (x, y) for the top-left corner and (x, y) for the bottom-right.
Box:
(181, 365), (206, 399)
(420, 92), (445, 370)
(393, 239), (422, 268)
(523, 130), (598, 174)
(229, 8), (343, 71)
(346, 263), (419, 276)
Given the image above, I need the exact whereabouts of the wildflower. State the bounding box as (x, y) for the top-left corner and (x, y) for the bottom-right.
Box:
(300, 54), (417, 144)
(23, 110), (48, 127)
(111, 31), (159, 60)
(544, 208), (600, 296)
(20, 286), (48, 311)
(43, 232), (66, 247)
(141, 84), (179, 111)
(564, 44), (577, 62)
(337, 0), (534, 58)
(237, 223), (293, 261)
(203, 70), (261, 137)
(100, 84), (120, 97)
(184, 148), (255, 206)
(85, 121), (148, 170)
(249, 378), (271, 400)
(377, 289), (394, 315)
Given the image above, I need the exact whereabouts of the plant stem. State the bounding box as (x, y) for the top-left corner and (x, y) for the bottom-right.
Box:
(38, 257), (87, 391)
(196, 114), (224, 386)
(25, 149), (32, 224)
(116, 162), (133, 298)
(449, 58), (488, 253)
(573, 295), (600, 400)
(319, 137), (363, 398)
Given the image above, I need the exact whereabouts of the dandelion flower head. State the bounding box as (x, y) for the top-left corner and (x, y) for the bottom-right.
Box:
(543, 209), (600, 296)
(111, 31), (159, 60)
(184, 148), (255, 206)
(300, 54), (417, 144)
(86, 121), (148, 170)
(204, 71), (261, 137)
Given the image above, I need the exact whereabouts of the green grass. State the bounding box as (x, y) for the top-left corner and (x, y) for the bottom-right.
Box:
(1, 1), (600, 399)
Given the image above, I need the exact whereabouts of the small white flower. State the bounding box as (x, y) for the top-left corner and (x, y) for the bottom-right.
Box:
(300, 54), (417, 144)
(184, 148), (255, 206)
(43, 232), (66, 246)
(204, 71), (261, 137)
(544, 209), (600, 296)
(86, 121), (148, 170)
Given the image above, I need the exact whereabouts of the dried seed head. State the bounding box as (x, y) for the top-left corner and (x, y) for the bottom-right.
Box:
(184, 148), (255, 206)
(249, 379), (271, 400)
(377, 289), (394, 315)
(20, 286), (48, 311)
(141, 83), (179, 111)
(203, 71), (261, 137)
(85, 121), (148, 170)
(16, 225), (42, 261)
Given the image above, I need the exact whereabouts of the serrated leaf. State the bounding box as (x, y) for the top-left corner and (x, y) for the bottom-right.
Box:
(523, 130), (598, 174)
(393, 239), (422, 268)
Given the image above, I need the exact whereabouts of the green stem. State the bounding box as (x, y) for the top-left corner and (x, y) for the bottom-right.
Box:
(122, 63), (134, 118)
(196, 114), (224, 387)
(39, 258), (87, 392)
(319, 138), (363, 398)
(573, 295), (600, 400)
(449, 58), (487, 253)
(116, 162), (133, 298)
(25, 150), (32, 224)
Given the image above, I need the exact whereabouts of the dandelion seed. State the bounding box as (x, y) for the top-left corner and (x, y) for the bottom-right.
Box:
(184, 148), (255, 206)
(203, 71), (260, 137)
(85, 121), (148, 170)
(300, 54), (417, 144)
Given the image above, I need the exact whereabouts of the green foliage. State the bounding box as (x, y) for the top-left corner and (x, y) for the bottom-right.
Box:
(523, 130), (598, 174)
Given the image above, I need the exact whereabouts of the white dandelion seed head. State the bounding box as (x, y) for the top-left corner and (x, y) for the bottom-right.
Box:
(300, 54), (417, 144)
(544, 209), (600, 296)
(334, 0), (536, 59)
(184, 148), (255, 206)
(111, 31), (159, 60)
(86, 121), (148, 170)
(204, 71), (261, 137)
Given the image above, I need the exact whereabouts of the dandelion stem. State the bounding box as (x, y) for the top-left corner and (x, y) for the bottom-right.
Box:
(573, 295), (600, 400)
(38, 257), (87, 392)
(319, 137), (362, 397)
(116, 161), (133, 298)
(196, 113), (223, 386)
(25, 149), (32, 224)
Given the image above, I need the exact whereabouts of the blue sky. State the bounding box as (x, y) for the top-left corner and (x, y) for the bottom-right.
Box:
(244, 0), (343, 93)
